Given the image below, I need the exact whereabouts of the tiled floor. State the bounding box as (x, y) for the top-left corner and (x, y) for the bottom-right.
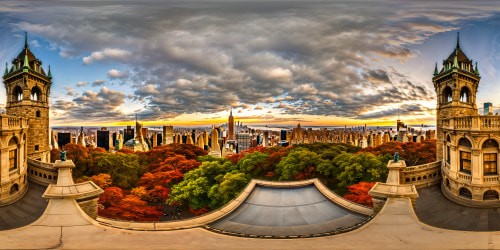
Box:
(0, 182), (48, 230)
(415, 185), (500, 231)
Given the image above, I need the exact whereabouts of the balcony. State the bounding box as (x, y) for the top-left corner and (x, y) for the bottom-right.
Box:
(458, 172), (472, 182)
(0, 114), (28, 130)
(484, 175), (499, 183)
(442, 115), (500, 131)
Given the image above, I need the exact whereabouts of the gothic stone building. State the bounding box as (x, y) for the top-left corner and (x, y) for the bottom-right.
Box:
(435, 34), (500, 206)
(0, 33), (51, 204)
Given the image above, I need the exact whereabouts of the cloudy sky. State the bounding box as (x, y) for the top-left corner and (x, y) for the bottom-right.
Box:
(0, 0), (499, 127)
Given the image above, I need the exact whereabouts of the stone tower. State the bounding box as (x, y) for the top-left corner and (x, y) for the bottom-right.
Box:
(228, 107), (235, 141)
(433, 32), (480, 160)
(3, 32), (51, 162)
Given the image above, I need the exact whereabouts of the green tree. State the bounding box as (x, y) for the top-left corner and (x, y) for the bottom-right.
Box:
(276, 148), (323, 180)
(332, 152), (388, 187)
(208, 172), (249, 208)
(96, 153), (145, 189)
(236, 151), (269, 177)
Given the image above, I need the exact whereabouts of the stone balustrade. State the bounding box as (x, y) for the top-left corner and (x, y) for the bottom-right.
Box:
(443, 115), (500, 131)
(0, 114), (28, 130)
(27, 158), (57, 186)
(400, 161), (441, 188)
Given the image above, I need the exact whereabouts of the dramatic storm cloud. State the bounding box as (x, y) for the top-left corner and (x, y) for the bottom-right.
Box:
(0, 0), (499, 125)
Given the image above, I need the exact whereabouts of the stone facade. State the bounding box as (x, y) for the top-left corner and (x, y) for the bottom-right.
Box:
(0, 115), (29, 205)
(434, 34), (500, 207)
(77, 198), (100, 219)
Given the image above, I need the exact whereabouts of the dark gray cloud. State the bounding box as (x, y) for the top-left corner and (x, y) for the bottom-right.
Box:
(1, 0), (498, 123)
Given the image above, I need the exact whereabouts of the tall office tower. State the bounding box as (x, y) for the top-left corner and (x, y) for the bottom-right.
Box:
(237, 133), (251, 152)
(124, 125), (134, 142)
(209, 126), (221, 157)
(77, 127), (86, 147)
(263, 131), (269, 147)
(96, 127), (110, 151)
(152, 133), (158, 148)
(228, 108), (235, 141)
(57, 132), (71, 149)
(4, 33), (51, 162)
(156, 133), (162, 146)
(484, 102), (493, 115)
(163, 125), (174, 145)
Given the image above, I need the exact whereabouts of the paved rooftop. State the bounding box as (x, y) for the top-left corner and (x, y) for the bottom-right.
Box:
(209, 185), (368, 236)
(0, 182), (48, 230)
(415, 184), (500, 231)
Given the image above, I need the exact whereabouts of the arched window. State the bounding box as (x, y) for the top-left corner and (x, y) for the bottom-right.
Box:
(31, 86), (42, 101)
(13, 86), (23, 101)
(459, 138), (472, 173)
(459, 187), (472, 199)
(483, 139), (499, 175)
(8, 137), (18, 171)
(9, 184), (19, 195)
(460, 87), (471, 103)
(483, 190), (499, 200)
(442, 86), (453, 103)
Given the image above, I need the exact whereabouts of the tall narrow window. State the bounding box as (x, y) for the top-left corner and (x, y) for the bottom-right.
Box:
(484, 153), (497, 175)
(460, 151), (471, 173)
(447, 145), (451, 164)
(9, 149), (17, 171)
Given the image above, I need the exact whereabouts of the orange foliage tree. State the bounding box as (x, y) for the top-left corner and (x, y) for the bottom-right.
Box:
(98, 187), (163, 221)
(343, 182), (376, 207)
(91, 173), (112, 189)
(359, 140), (436, 166)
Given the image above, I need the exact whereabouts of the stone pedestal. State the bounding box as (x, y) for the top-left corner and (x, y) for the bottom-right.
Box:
(43, 160), (103, 220)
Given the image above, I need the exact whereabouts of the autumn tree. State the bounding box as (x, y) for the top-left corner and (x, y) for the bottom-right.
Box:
(62, 143), (93, 178)
(236, 151), (269, 177)
(359, 140), (436, 166)
(330, 152), (388, 187)
(100, 194), (163, 221)
(91, 173), (112, 189)
(343, 182), (376, 207)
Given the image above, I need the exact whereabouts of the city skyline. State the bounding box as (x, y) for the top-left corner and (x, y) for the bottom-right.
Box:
(0, 1), (499, 127)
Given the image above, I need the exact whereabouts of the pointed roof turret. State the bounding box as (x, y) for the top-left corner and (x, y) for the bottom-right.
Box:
(445, 32), (471, 65)
(433, 62), (439, 76)
(452, 50), (459, 69)
(48, 65), (52, 78)
(3, 62), (8, 76)
(23, 49), (30, 69)
(474, 62), (480, 76)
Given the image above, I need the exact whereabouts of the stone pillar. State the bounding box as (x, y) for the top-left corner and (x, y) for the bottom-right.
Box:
(471, 149), (482, 185)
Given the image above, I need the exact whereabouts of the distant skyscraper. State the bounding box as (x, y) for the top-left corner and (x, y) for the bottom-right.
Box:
(57, 132), (71, 149)
(228, 108), (235, 141)
(237, 133), (251, 152)
(484, 102), (493, 115)
(163, 125), (173, 145)
(124, 125), (134, 142)
(96, 128), (110, 151)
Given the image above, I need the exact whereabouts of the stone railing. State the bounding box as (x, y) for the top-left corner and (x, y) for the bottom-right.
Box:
(443, 115), (500, 131)
(484, 175), (499, 183)
(0, 114), (28, 130)
(457, 172), (472, 182)
(27, 158), (57, 186)
(400, 161), (441, 188)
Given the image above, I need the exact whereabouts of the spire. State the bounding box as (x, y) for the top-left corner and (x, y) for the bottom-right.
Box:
(456, 32), (460, 48)
(23, 49), (30, 69)
(3, 62), (8, 76)
(48, 65), (52, 78)
(24, 32), (29, 49)
(230, 107), (233, 117)
(433, 62), (439, 76)
(474, 62), (480, 76)
(452, 50), (458, 69)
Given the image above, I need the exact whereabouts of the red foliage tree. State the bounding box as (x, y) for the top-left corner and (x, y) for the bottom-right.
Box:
(343, 182), (376, 207)
(99, 187), (124, 208)
(99, 194), (163, 221)
(152, 155), (201, 173)
(91, 173), (113, 189)
(189, 207), (209, 216)
(138, 170), (184, 203)
(359, 140), (436, 166)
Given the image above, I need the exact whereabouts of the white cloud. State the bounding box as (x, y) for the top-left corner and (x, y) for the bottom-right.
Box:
(82, 48), (131, 64)
(107, 69), (128, 79)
